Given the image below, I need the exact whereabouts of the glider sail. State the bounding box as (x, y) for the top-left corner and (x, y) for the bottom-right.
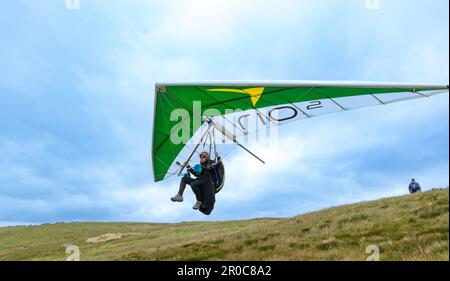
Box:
(152, 81), (449, 182)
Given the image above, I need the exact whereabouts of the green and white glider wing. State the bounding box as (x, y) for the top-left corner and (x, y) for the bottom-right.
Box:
(152, 81), (448, 182)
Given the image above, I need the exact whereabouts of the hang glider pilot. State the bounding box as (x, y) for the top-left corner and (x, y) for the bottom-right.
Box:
(171, 151), (219, 215)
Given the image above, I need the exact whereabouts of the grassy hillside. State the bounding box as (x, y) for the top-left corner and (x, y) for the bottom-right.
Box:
(0, 188), (448, 261)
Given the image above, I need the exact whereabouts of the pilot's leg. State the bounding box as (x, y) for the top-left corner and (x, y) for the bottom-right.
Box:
(171, 176), (195, 202)
(190, 180), (203, 209)
(178, 176), (195, 196)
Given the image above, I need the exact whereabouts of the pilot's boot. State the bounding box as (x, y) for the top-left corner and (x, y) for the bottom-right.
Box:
(170, 194), (183, 202)
(192, 201), (202, 210)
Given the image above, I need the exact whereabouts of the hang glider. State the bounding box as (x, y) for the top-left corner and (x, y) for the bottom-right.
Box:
(152, 81), (449, 182)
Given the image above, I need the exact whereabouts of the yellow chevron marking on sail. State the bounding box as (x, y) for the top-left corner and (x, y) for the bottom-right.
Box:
(207, 87), (265, 107)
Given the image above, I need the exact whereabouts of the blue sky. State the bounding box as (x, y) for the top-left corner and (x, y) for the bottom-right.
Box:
(0, 0), (448, 226)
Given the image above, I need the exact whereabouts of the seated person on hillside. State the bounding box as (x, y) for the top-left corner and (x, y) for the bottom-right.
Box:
(409, 178), (422, 194)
